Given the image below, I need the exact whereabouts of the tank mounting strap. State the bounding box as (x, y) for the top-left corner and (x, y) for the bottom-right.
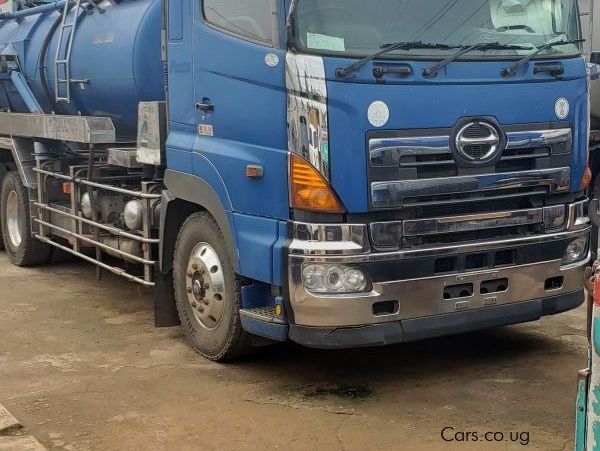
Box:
(0, 112), (116, 143)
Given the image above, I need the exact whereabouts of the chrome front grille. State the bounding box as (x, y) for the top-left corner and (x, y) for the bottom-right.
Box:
(368, 125), (572, 209)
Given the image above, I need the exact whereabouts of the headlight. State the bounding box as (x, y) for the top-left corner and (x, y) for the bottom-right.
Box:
(124, 200), (143, 230)
(81, 192), (93, 219)
(561, 236), (589, 266)
(302, 264), (368, 294)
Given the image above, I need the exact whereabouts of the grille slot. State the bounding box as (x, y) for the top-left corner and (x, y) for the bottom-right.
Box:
(462, 143), (491, 160)
(462, 123), (490, 138)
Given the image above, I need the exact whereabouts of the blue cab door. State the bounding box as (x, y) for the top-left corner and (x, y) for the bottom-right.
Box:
(191, 0), (289, 220)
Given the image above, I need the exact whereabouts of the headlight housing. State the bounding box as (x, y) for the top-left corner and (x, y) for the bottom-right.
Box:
(561, 236), (589, 266)
(80, 192), (93, 219)
(302, 264), (369, 294)
(124, 200), (144, 231)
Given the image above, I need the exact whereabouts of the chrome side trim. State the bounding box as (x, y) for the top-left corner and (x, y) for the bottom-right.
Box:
(368, 128), (572, 167)
(505, 128), (572, 150)
(371, 167), (570, 208)
(370, 204), (572, 250)
(567, 199), (591, 230)
(288, 222), (370, 255)
(295, 227), (590, 263)
(369, 136), (450, 166)
(402, 207), (550, 237)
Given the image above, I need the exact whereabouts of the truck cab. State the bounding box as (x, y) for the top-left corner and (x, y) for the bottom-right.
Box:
(0, 0), (592, 360)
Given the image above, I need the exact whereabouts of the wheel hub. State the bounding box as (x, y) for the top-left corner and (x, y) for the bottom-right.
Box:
(185, 243), (225, 330)
(6, 189), (22, 248)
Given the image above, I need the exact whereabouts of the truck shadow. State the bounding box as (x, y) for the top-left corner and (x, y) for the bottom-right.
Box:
(225, 324), (573, 399)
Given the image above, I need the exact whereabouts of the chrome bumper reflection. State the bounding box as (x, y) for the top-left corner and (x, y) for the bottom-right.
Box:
(289, 252), (588, 329)
(287, 227), (590, 328)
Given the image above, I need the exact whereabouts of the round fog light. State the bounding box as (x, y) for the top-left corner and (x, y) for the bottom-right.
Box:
(302, 264), (369, 294)
(326, 266), (345, 291)
(124, 200), (144, 230)
(344, 268), (367, 292)
(562, 236), (589, 266)
(302, 264), (327, 292)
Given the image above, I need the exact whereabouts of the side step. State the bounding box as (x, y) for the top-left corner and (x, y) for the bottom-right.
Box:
(240, 307), (289, 342)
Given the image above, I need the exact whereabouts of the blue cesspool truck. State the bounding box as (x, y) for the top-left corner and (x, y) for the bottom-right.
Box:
(0, 0), (594, 361)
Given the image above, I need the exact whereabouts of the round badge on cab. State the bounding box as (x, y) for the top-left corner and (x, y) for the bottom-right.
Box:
(555, 98), (570, 120)
(368, 101), (390, 128)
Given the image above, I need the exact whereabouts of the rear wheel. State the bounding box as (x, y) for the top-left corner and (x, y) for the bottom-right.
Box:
(173, 212), (251, 361)
(1, 171), (51, 266)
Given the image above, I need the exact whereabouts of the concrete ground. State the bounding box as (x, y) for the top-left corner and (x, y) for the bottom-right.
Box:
(0, 252), (588, 451)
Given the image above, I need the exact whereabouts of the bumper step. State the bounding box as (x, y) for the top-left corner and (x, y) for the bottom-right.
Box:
(240, 307), (289, 343)
(240, 307), (286, 324)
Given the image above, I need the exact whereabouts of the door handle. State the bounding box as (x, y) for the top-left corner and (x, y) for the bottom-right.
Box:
(196, 100), (214, 112)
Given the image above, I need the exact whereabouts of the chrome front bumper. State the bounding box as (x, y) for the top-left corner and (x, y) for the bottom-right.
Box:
(287, 202), (590, 331)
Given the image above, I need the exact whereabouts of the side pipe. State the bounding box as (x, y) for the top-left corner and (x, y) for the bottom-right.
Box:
(0, 1), (70, 20)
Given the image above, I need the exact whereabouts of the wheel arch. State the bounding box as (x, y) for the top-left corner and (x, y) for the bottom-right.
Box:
(160, 169), (238, 274)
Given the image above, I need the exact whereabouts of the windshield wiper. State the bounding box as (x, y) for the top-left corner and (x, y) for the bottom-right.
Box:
(423, 42), (533, 78)
(335, 42), (460, 78)
(501, 38), (584, 77)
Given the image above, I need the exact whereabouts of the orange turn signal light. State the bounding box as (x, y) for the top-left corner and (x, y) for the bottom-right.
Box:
(290, 154), (345, 214)
(581, 166), (593, 190)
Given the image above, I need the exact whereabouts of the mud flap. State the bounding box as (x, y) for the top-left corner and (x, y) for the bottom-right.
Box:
(154, 264), (181, 327)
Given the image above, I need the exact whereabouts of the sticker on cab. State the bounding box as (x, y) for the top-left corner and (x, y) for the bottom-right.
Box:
(368, 101), (390, 128)
(555, 98), (570, 120)
(265, 53), (279, 67)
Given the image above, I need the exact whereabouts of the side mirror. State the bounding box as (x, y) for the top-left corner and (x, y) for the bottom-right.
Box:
(591, 52), (600, 65)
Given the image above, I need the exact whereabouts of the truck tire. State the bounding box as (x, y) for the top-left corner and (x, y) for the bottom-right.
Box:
(1, 171), (51, 266)
(173, 212), (252, 361)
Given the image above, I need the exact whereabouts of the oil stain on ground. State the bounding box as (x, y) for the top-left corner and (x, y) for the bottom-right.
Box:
(303, 384), (375, 400)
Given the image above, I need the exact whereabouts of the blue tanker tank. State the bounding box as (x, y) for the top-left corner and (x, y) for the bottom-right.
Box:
(0, 0), (164, 140)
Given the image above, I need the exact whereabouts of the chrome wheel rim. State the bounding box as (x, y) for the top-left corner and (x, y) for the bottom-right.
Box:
(186, 243), (226, 331)
(6, 189), (22, 248)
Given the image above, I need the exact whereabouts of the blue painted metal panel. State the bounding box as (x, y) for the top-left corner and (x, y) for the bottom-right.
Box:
(193, 136), (289, 219)
(167, 0), (195, 127)
(272, 221), (288, 287)
(191, 7), (289, 220)
(168, 0), (183, 41)
(324, 57), (588, 212)
(240, 316), (289, 342)
(233, 213), (280, 283)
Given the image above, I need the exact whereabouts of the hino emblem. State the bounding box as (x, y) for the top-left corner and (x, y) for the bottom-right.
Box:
(455, 121), (502, 162)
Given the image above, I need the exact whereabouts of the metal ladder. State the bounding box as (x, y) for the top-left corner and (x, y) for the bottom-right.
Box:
(54, 0), (82, 103)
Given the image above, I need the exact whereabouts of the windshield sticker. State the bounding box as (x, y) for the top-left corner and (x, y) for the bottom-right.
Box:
(307, 33), (345, 52)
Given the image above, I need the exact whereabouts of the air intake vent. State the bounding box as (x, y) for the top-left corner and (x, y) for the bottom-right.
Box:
(462, 143), (492, 160)
(462, 123), (490, 139)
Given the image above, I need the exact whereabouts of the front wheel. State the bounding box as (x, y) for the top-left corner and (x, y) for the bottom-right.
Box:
(173, 212), (252, 361)
(1, 171), (51, 266)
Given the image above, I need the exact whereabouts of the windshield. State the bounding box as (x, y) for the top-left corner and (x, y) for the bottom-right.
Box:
(292, 0), (581, 58)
